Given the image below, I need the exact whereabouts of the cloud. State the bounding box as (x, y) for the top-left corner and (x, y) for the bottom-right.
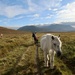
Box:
(0, 0), (62, 18)
(0, 0), (28, 18)
(46, 15), (53, 19)
(27, 0), (62, 11)
(27, 0), (41, 12)
(48, 8), (51, 10)
(33, 14), (40, 18)
(56, 2), (75, 23)
(53, 8), (58, 11)
(14, 15), (25, 20)
(72, 26), (75, 28)
(0, 5), (27, 18)
(29, 14), (40, 21)
(27, 13), (40, 18)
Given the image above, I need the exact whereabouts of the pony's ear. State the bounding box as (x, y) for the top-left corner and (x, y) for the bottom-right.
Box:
(58, 35), (60, 38)
(52, 36), (54, 40)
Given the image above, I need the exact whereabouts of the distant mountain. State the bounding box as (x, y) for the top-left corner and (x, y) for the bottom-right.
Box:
(18, 24), (75, 32)
(41, 24), (75, 32)
(61, 22), (75, 26)
(18, 25), (43, 32)
(0, 26), (25, 34)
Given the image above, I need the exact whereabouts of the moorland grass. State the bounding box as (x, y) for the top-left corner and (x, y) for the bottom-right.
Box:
(0, 32), (75, 75)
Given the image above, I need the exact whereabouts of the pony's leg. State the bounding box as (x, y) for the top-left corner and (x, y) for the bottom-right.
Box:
(44, 51), (47, 67)
(50, 51), (54, 69)
(47, 54), (49, 67)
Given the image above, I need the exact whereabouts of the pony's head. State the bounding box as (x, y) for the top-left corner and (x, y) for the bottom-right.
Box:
(51, 35), (62, 57)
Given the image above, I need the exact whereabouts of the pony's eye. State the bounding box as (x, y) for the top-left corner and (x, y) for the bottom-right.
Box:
(54, 43), (56, 46)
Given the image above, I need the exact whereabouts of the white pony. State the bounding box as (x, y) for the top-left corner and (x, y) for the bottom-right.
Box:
(40, 34), (62, 69)
(1, 33), (3, 38)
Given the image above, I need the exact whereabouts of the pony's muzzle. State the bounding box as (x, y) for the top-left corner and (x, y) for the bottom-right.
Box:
(57, 51), (62, 57)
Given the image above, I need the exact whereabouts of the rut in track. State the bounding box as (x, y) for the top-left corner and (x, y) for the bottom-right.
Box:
(12, 46), (31, 75)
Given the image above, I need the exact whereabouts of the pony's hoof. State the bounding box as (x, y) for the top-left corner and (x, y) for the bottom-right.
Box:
(44, 65), (49, 68)
(50, 66), (56, 70)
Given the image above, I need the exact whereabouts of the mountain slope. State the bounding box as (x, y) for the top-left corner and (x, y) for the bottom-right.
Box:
(18, 25), (43, 32)
(42, 24), (75, 32)
(18, 24), (75, 32)
(0, 26), (24, 34)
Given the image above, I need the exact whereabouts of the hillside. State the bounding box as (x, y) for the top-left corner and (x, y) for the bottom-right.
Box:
(18, 24), (75, 32)
(0, 26), (25, 34)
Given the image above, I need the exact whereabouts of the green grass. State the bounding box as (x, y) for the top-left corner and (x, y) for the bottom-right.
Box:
(0, 32), (75, 75)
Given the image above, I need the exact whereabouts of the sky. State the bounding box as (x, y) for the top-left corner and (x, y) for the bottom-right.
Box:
(0, 0), (75, 27)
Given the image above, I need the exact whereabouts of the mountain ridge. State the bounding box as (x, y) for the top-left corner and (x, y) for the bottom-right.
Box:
(18, 24), (75, 32)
